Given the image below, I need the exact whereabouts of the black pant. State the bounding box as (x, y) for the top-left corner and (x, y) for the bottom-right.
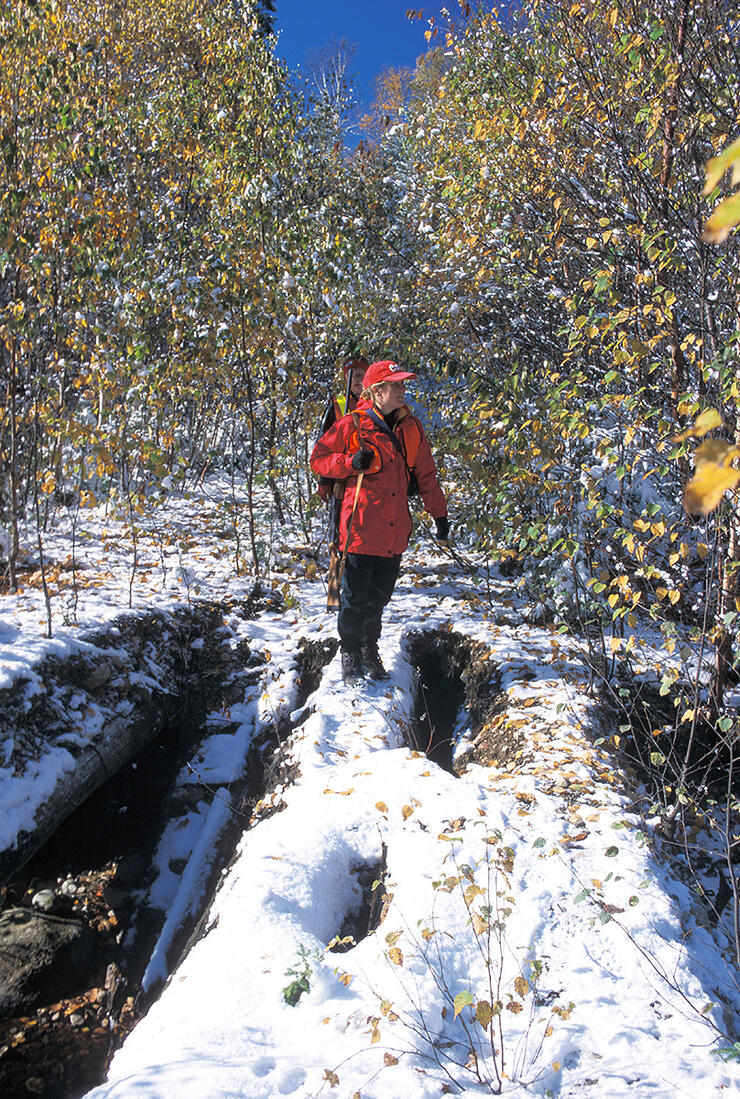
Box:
(338, 553), (402, 651)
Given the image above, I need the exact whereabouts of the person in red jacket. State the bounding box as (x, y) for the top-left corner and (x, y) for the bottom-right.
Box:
(311, 359), (449, 685)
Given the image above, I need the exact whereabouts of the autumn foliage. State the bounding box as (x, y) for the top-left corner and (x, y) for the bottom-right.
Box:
(2, 0), (740, 733)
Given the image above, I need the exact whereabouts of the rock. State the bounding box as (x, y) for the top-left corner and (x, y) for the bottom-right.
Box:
(30, 889), (59, 913)
(83, 662), (113, 692)
(0, 908), (98, 1018)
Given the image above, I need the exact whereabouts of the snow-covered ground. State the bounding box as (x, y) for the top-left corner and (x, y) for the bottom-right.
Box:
(2, 477), (739, 1097)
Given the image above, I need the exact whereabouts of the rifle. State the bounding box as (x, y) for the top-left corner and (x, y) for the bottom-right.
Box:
(325, 368), (354, 610)
(326, 482), (343, 610)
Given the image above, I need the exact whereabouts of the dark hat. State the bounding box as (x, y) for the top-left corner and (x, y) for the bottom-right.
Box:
(343, 357), (370, 375)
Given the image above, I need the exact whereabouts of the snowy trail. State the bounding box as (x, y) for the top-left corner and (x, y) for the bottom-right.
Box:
(83, 564), (737, 1099)
(0, 481), (737, 1097)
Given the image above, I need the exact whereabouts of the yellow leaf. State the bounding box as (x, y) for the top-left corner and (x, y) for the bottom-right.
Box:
(383, 1052), (398, 1066)
(684, 462), (740, 515)
(703, 135), (740, 195)
(371, 1021), (381, 1043)
(506, 1001), (524, 1014)
(673, 408), (723, 441)
(476, 999), (493, 1030)
(385, 929), (403, 946)
(324, 1069), (340, 1087)
(401, 804), (414, 820)
(471, 912), (488, 935)
(668, 589), (681, 605)
(553, 1061), (562, 1072)
(693, 439), (738, 466)
(388, 946), (403, 966)
(375, 801), (388, 813)
(703, 192), (740, 243)
(514, 976), (530, 998)
(697, 542), (709, 559)
(609, 637), (621, 653)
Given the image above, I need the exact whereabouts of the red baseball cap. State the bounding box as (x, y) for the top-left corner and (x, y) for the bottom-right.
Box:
(363, 360), (417, 388)
(343, 357), (370, 375)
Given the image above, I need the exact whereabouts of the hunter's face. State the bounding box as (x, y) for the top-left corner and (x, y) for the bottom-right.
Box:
(373, 380), (406, 415)
(349, 368), (365, 397)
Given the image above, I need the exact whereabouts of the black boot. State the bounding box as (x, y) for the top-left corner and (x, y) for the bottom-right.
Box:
(361, 642), (389, 681)
(341, 647), (364, 685)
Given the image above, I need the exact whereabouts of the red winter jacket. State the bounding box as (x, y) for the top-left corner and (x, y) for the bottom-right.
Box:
(310, 399), (448, 557)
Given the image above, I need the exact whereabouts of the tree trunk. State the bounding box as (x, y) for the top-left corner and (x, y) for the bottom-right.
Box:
(7, 342), (20, 592)
(660, 0), (690, 419)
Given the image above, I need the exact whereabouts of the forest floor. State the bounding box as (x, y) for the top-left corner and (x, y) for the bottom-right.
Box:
(1, 474), (739, 1098)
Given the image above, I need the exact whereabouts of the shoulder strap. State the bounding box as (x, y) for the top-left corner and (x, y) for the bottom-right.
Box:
(367, 409), (422, 467)
(367, 407), (403, 453)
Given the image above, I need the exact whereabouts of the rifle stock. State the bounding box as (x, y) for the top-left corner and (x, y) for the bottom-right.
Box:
(326, 541), (341, 609)
(326, 484), (343, 610)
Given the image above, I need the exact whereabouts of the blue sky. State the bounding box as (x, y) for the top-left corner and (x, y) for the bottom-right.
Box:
(274, 1), (448, 115)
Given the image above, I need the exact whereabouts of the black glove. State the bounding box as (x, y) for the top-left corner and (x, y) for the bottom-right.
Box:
(352, 448), (374, 471)
(435, 516), (450, 541)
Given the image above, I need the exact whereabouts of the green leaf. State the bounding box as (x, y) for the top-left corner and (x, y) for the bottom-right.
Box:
(453, 990), (475, 1019)
(605, 846), (619, 858)
(533, 837), (546, 848)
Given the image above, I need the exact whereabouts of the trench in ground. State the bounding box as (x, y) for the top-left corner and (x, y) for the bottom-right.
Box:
(597, 669), (740, 926)
(0, 637), (337, 1099)
(404, 628), (507, 774)
(322, 630), (510, 965)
